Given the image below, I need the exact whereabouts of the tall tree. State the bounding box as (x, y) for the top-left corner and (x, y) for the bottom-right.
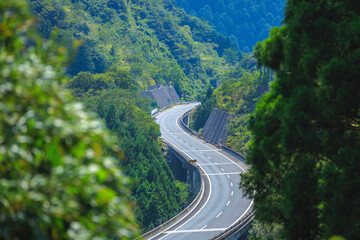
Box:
(241, 1), (360, 239)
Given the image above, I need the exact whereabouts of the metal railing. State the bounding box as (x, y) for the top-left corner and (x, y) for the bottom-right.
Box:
(211, 209), (256, 240)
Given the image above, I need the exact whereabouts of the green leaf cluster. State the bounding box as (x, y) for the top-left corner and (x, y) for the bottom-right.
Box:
(0, 1), (137, 239)
(191, 86), (217, 131)
(216, 65), (271, 153)
(242, 1), (360, 239)
(248, 219), (283, 240)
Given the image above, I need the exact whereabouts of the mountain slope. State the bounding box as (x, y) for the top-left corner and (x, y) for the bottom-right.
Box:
(176, 0), (285, 53)
(28, 0), (237, 98)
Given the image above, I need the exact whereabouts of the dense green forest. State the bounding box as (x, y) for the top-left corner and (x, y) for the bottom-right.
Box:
(28, 0), (240, 97)
(0, 1), (137, 239)
(26, 0), (209, 229)
(241, 0), (360, 239)
(176, 0), (285, 53)
(191, 55), (272, 153)
(66, 72), (189, 228)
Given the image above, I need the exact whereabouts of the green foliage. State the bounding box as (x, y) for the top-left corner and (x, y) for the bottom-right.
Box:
(214, 71), (265, 114)
(175, 181), (190, 204)
(254, 26), (286, 70)
(191, 55), (271, 152)
(242, 1), (360, 239)
(248, 219), (283, 240)
(176, 0), (285, 53)
(27, 0), (238, 98)
(191, 86), (217, 131)
(68, 70), (188, 228)
(107, 66), (135, 90)
(226, 114), (251, 154)
(0, 1), (138, 239)
(85, 91), (187, 228)
(67, 67), (138, 99)
(210, 60), (271, 153)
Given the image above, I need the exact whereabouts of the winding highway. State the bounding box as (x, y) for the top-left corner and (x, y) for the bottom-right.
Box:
(152, 103), (252, 240)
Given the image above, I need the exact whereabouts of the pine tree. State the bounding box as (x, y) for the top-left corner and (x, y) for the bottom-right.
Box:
(241, 1), (360, 239)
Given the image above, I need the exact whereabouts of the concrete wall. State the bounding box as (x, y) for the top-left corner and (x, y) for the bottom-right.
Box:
(167, 145), (201, 193)
(141, 86), (180, 109)
(201, 108), (234, 145)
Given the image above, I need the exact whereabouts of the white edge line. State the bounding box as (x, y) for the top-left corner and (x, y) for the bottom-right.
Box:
(175, 113), (246, 173)
(174, 105), (253, 228)
(152, 139), (212, 240)
(229, 199), (254, 228)
(165, 228), (226, 234)
(154, 104), (252, 239)
(157, 162), (212, 240)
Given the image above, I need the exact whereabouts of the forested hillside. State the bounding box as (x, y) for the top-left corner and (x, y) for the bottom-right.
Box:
(176, 0), (285, 53)
(28, 0), (238, 97)
(64, 66), (190, 229)
(27, 0), (214, 229)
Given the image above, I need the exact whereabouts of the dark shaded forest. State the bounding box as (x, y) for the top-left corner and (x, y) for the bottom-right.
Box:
(241, 0), (360, 239)
(176, 0), (285, 53)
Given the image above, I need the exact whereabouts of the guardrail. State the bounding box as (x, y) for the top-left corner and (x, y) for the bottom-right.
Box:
(180, 107), (256, 240)
(179, 108), (196, 135)
(141, 139), (204, 240)
(211, 209), (256, 240)
(180, 109), (246, 162)
(144, 104), (254, 240)
(220, 145), (246, 163)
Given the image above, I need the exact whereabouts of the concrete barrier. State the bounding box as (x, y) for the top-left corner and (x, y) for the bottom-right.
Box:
(141, 86), (180, 109)
(141, 139), (204, 240)
(201, 108), (234, 145)
(181, 107), (256, 240)
(211, 208), (256, 240)
(143, 105), (253, 240)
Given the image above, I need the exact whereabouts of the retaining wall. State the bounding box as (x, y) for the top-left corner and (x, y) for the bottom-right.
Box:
(141, 86), (180, 109)
(141, 138), (203, 239)
(201, 108), (234, 145)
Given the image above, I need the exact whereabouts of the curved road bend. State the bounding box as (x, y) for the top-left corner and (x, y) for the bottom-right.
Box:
(152, 103), (252, 240)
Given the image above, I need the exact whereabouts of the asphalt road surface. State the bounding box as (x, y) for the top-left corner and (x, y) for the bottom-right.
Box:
(152, 103), (252, 240)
